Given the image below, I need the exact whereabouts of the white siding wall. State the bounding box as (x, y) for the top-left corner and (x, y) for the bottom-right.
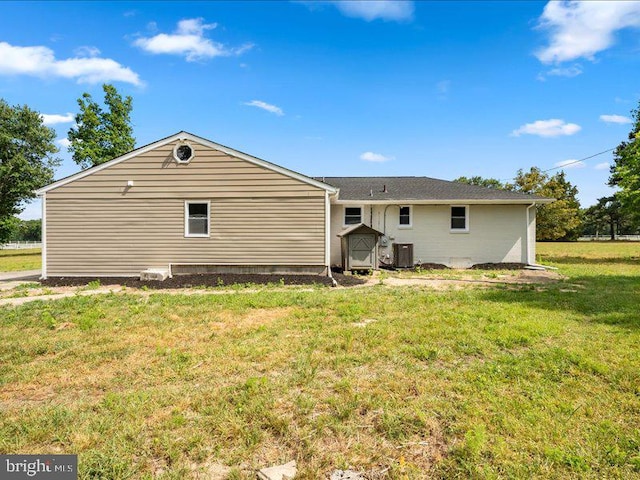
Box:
(330, 203), (532, 267)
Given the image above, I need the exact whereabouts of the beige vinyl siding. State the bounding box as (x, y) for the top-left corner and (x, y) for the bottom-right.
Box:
(330, 203), (531, 267)
(46, 142), (326, 276)
(48, 142), (324, 200)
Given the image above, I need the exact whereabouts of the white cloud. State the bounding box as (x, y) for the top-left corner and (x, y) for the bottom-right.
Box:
(594, 162), (610, 170)
(0, 42), (142, 85)
(535, 1), (640, 64)
(600, 114), (632, 124)
(554, 159), (585, 169)
(547, 65), (583, 77)
(538, 64), (583, 81)
(511, 119), (581, 137)
(56, 138), (71, 148)
(41, 113), (74, 125)
(243, 100), (284, 116)
(331, 1), (414, 22)
(74, 46), (101, 57)
(133, 18), (253, 61)
(360, 151), (393, 162)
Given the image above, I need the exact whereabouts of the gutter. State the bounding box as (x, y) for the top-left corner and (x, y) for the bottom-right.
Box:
(334, 198), (555, 205)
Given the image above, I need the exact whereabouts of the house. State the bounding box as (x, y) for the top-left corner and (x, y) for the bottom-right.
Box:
(35, 132), (552, 279)
(321, 176), (553, 269)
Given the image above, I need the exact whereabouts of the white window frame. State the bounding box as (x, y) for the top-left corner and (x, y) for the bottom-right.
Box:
(174, 141), (195, 164)
(184, 200), (211, 238)
(450, 205), (469, 233)
(343, 205), (364, 227)
(398, 205), (412, 229)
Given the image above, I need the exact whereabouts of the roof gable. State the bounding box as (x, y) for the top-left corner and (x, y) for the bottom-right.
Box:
(36, 131), (337, 195)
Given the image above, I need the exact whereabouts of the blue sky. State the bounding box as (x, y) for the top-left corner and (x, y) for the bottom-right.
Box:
(2, 1), (639, 219)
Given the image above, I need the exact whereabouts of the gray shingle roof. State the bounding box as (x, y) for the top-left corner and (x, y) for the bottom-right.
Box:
(315, 176), (551, 202)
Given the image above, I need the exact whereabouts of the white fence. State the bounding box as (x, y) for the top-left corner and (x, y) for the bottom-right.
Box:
(578, 235), (640, 242)
(0, 241), (42, 250)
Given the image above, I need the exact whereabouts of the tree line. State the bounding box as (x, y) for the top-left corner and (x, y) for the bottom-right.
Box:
(2, 218), (41, 242)
(0, 84), (639, 243)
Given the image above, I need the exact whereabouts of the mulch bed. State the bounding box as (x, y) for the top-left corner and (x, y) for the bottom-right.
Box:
(470, 263), (526, 270)
(331, 273), (369, 287)
(415, 263), (450, 270)
(41, 272), (367, 289)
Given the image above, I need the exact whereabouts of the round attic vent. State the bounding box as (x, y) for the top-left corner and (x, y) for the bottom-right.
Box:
(173, 142), (194, 164)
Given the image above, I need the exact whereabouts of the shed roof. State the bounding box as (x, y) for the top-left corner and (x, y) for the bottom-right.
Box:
(316, 176), (553, 204)
(337, 223), (384, 237)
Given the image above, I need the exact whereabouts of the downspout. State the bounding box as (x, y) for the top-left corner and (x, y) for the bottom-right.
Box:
(525, 203), (534, 265)
(325, 191), (337, 286)
(40, 193), (47, 280)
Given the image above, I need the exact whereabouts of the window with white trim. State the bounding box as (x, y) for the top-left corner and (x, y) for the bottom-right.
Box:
(450, 205), (468, 232)
(174, 142), (195, 164)
(344, 207), (362, 225)
(185, 201), (210, 237)
(399, 206), (411, 227)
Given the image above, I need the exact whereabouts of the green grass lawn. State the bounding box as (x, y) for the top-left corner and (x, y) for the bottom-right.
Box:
(1, 243), (639, 479)
(0, 248), (41, 272)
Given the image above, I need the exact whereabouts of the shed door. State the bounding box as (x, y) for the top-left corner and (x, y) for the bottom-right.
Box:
(349, 234), (375, 269)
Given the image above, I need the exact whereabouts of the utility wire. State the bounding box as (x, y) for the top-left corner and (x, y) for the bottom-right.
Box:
(540, 146), (616, 173)
(497, 145), (617, 182)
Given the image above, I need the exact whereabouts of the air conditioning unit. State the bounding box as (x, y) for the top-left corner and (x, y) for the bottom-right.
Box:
(393, 243), (414, 268)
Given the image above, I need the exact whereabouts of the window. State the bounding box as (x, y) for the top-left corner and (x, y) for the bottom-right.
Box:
(450, 205), (468, 232)
(174, 142), (195, 163)
(399, 206), (411, 227)
(344, 207), (362, 225)
(185, 201), (210, 237)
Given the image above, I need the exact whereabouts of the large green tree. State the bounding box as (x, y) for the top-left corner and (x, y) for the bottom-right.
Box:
(509, 167), (582, 241)
(583, 195), (639, 239)
(609, 102), (640, 222)
(68, 84), (135, 169)
(454, 176), (505, 189)
(0, 99), (59, 242)
(5, 218), (42, 242)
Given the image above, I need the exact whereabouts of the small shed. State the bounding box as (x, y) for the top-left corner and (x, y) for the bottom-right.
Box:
(338, 223), (384, 271)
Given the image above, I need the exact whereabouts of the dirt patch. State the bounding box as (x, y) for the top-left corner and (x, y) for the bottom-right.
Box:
(380, 269), (563, 289)
(514, 269), (564, 284)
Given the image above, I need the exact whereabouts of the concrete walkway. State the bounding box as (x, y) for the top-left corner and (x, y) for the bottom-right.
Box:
(0, 270), (41, 282)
